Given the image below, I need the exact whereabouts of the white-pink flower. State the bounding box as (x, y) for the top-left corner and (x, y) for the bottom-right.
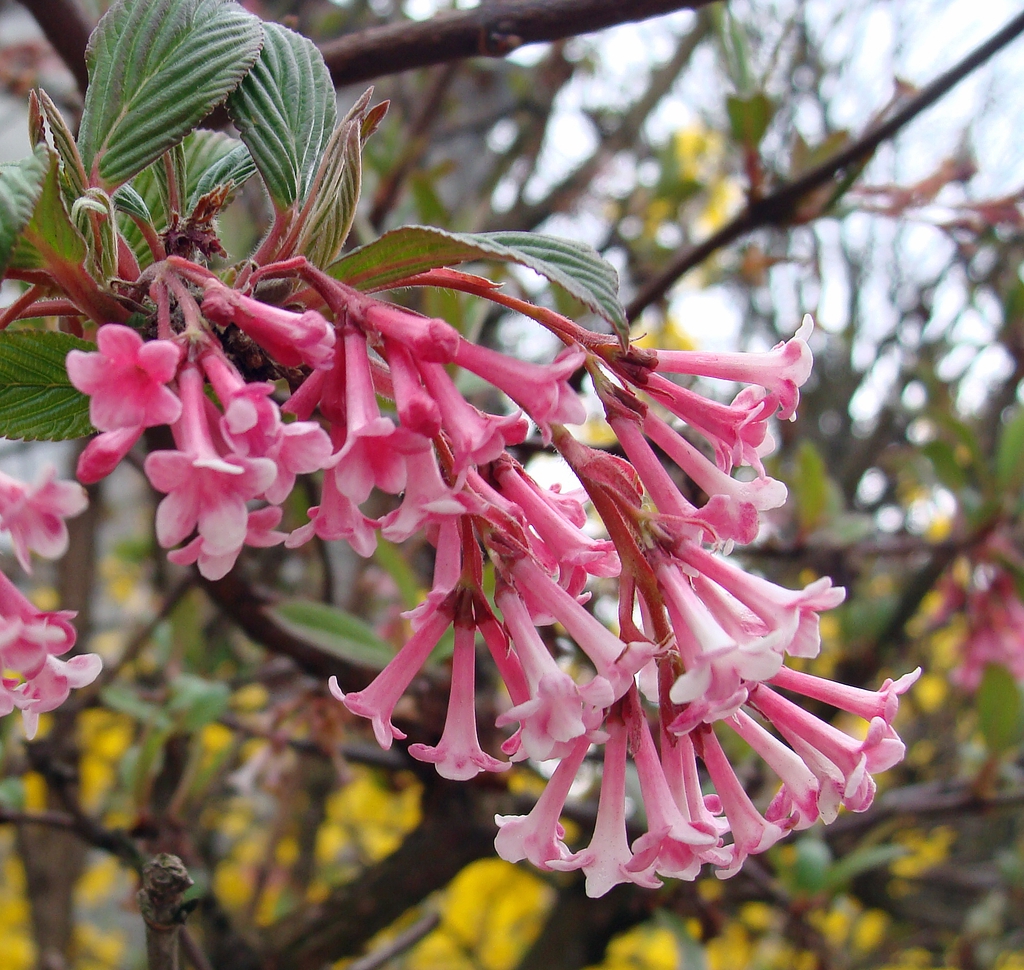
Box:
(0, 467), (87, 571)
(201, 284), (336, 370)
(144, 364), (276, 559)
(66, 324), (182, 431)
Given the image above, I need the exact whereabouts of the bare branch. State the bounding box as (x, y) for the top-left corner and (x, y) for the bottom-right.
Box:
(199, 570), (378, 692)
(262, 785), (495, 970)
(138, 854), (194, 970)
(626, 8), (1024, 319)
(321, 0), (714, 87)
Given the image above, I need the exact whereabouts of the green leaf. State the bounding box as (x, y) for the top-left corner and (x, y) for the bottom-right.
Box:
(227, 21), (337, 212)
(102, 684), (171, 728)
(0, 145), (48, 276)
(112, 184), (154, 224)
(792, 439), (830, 534)
(17, 148), (88, 270)
(270, 599), (393, 670)
(0, 331), (94, 441)
(36, 88), (88, 199)
(921, 439), (968, 491)
(188, 142), (256, 211)
(789, 837), (832, 895)
(977, 663), (1024, 754)
(822, 843), (909, 892)
(0, 777), (25, 811)
(329, 226), (627, 342)
(726, 93), (775, 148)
(297, 121), (362, 268)
(78, 0), (263, 189)
(294, 90), (380, 267)
(995, 407), (1024, 493)
(168, 674), (231, 732)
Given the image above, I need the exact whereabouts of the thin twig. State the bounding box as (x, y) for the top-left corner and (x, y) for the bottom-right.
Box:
(348, 911), (441, 970)
(626, 8), (1024, 319)
(320, 0), (713, 87)
(0, 807), (77, 830)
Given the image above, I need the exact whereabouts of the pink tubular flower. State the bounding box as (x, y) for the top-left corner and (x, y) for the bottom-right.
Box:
(286, 463), (379, 556)
(494, 460), (620, 578)
(417, 361), (528, 476)
(201, 284), (336, 369)
(510, 556), (658, 700)
(494, 734), (590, 869)
(144, 364), (277, 561)
(66, 324), (182, 431)
(0, 467), (88, 571)
(452, 340), (587, 441)
(407, 619), (509, 779)
(652, 315), (814, 421)
(327, 327), (408, 503)
(0, 570), (98, 738)
(678, 544), (846, 660)
(330, 594), (456, 748)
(386, 338), (443, 437)
(495, 583), (606, 761)
(77, 427), (144, 485)
(642, 373), (774, 473)
(695, 724), (786, 877)
(167, 506), (287, 580)
(643, 412), (788, 513)
(626, 702), (722, 881)
(378, 446), (470, 542)
(362, 302), (460, 363)
(0, 569), (77, 678)
(548, 718), (662, 896)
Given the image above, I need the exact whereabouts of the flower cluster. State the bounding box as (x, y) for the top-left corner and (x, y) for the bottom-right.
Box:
(63, 261), (918, 893)
(0, 466), (100, 737)
(935, 533), (1024, 689)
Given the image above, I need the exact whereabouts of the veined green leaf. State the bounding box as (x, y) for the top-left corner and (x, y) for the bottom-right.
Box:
(188, 143), (256, 211)
(270, 599), (393, 670)
(329, 225), (627, 340)
(36, 88), (88, 199)
(297, 119), (362, 268)
(0, 331), (94, 441)
(227, 21), (337, 212)
(78, 0), (263, 189)
(112, 184), (154, 224)
(0, 145), (48, 276)
(16, 148), (88, 271)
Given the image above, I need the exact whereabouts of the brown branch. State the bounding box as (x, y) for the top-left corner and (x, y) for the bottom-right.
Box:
(138, 854), (194, 970)
(826, 780), (1024, 840)
(199, 570), (379, 692)
(626, 8), (1024, 319)
(16, 0), (93, 95)
(321, 0), (714, 87)
(262, 783), (496, 970)
(0, 807), (78, 830)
